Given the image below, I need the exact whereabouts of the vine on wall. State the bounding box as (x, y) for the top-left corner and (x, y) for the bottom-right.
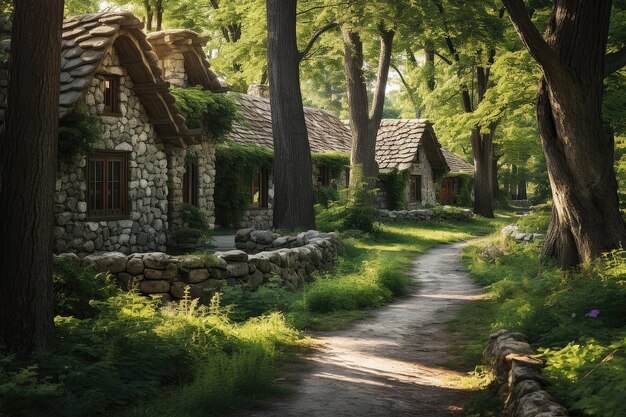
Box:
(378, 169), (409, 210)
(58, 112), (102, 162)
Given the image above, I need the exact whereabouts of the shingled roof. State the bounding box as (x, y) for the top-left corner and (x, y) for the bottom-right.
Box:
(442, 149), (474, 174)
(146, 29), (227, 92)
(0, 12), (202, 145)
(227, 94), (352, 154)
(375, 119), (449, 172)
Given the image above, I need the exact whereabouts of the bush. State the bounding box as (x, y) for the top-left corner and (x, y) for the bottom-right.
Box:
(314, 185), (339, 208)
(516, 210), (550, 234)
(58, 112), (102, 161)
(378, 169), (408, 210)
(220, 277), (299, 321)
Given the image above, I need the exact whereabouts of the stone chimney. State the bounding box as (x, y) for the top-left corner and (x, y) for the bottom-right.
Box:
(247, 83), (270, 98)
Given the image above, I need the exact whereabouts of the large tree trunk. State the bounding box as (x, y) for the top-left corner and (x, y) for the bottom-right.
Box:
(504, 0), (626, 267)
(471, 128), (495, 217)
(266, 0), (315, 229)
(342, 27), (394, 185)
(143, 1), (153, 32)
(155, 0), (163, 31)
(0, 0), (64, 356)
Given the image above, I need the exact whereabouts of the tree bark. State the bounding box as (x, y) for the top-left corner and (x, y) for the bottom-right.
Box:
(0, 0), (64, 356)
(143, 0), (153, 32)
(471, 126), (495, 217)
(342, 26), (394, 185)
(155, 0), (163, 31)
(266, 0), (316, 229)
(504, 0), (626, 267)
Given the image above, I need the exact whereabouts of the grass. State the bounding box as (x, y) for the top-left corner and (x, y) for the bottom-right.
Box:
(452, 211), (626, 417)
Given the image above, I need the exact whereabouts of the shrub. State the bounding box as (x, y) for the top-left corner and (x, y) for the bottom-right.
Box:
(516, 211), (550, 234)
(220, 277), (299, 321)
(378, 169), (409, 210)
(58, 112), (102, 161)
(314, 185), (339, 208)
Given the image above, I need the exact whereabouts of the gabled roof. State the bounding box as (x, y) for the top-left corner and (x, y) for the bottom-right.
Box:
(375, 119), (449, 172)
(146, 30), (227, 92)
(442, 149), (474, 174)
(59, 12), (196, 145)
(227, 94), (352, 154)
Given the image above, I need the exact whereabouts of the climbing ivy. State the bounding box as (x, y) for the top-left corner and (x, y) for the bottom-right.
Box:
(58, 112), (102, 162)
(378, 169), (409, 210)
(214, 143), (273, 227)
(170, 87), (239, 141)
(311, 152), (350, 177)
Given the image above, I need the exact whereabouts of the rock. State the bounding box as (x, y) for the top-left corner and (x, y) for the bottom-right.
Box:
(163, 263), (178, 280)
(510, 362), (548, 386)
(226, 262), (249, 277)
(216, 250), (248, 262)
(250, 230), (274, 244)
(116, 272), (133, 290)
(246, 270), (264, 290)
(180, 256), (205, 269)
(143, 268), (164, 280)
(83, 240), (95, 252)
(170, 281), (187, 299)
(143, 252), (171, 269)
(139, 279), (170, 294)
(84, 252), (128, 273)
(55, 252), (79, 263)
(180, 268), (210, 284)
(126, 258), (145, 275)
(235, 228), (254, 242)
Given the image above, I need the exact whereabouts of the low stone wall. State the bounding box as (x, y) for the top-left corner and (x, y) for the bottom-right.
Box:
(502, 225), (543, 243)
(484, 330), (570, 417)
(58, 232), (339, 303)
(234, 228), (335, 253)
(377, 207), (473, 222)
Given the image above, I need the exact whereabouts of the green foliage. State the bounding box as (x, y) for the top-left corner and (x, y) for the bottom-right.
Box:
(311, 152), (350, 178)
(215, 143), (273, 227)
(221, 276), (300, 321)
(516, 210), (550, 234)
(181, 203), (211, 236)
(314, 185), (339, 208)
(171, 227), (203, 240)
(170, 87), (239, 141)
(458, 235), (626, 417)
(0, 286), (302, 417)
(52, 257), (118, 318)
(378, 169), (409, 210)
(58, 113), (102, 161)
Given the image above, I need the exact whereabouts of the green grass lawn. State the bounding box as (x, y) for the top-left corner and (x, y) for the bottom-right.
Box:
(452, 213), (626, 417)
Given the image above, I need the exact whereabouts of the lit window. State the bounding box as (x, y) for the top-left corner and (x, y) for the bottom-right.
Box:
(102, 75), (120, 114)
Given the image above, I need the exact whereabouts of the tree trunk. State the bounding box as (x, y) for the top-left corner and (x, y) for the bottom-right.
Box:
(266, 0), (316, 230)
(155, 0), (163, 31)
(491, 151), (500, 198)
(342, 26), (394, 185)
(471, 128), (495, 217)
(503, 0), (626, 267)
(0, 0), (64, 356)
(143, 1), (153, 32)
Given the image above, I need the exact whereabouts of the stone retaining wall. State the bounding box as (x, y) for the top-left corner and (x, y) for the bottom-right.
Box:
(484, 330), (570, 417)
(234, 228), (336, 254)
(57, 232), (339, 303)
(501, 225), (543, 243)
(377, 207), (473, 222)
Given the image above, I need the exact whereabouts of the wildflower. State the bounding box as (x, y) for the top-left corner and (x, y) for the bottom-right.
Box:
(585, 309), (600, 318)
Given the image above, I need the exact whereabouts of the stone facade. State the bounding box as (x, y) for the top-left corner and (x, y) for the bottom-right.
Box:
(54, 49), (169, 254)
(484, 330), (570, 417)
(406, 149), (437, 208)
(63, 230), (340, 303)
(160, 52), (187, 87)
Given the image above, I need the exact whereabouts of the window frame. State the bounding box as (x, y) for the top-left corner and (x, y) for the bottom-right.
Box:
(248, 168), (269, 209)
(317, 165), (331, 187)
(183, 160), (199, 206)
(409, 174), (422, 203)
(86, 152), (129, 220)
(101, 74), (121, 116)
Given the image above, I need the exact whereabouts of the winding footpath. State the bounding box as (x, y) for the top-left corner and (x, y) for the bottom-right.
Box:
(246, 241), (485, 417)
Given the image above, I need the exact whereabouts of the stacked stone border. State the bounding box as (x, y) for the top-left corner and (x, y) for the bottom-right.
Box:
(377, 207), (473, 222)
(56, 231), (339, 303)
(484, 330), (570, 417)
(235, 228), (336, 253)
(501, 225), (543, 243)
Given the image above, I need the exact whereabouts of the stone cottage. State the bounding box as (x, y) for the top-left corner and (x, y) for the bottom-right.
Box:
(0, 12), (226, 255)
(375, 119), (450, 208)
(439, 149), (474, 205)
(222, 93), (353, 229)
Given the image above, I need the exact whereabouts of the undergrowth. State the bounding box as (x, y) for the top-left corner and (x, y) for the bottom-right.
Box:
(454, 210), (626, 417)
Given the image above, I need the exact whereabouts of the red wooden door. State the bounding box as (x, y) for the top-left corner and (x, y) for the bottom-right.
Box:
(440, 178), (454, 205)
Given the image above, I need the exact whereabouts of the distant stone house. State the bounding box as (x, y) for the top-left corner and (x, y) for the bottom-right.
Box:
(375, 119), (450, 208)
(0, 12), (226, 255)
(439, 149), (474, 206)
(223, 93), (352, 229)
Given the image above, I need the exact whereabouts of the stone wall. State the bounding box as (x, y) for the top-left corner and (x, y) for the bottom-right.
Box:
(484, 330), (570, 417)
(377, 207), (473, 222)
(234, 228), (335, 254)
(502, 225), (543, 243)
(166, 142), (217, 232)
(240, 177), (275, 230)
(406, 149), (437, 208)
(65, 231), (339, 303)
(160, 52), (187, 87)
(54, 48), (169, 254)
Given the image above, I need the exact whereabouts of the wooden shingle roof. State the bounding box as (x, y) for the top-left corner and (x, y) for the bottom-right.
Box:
(375, 119), (449, 172)
(146, 29), (227, 92)
(442, 149), (474, 174)
(228, 94), (352, 153)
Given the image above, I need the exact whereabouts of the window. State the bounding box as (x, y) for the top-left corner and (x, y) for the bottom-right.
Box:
(102, 75), (120, 114)
(317, 165), (331, 187)
(249, 168), (269, 209)
(183, 160), (199, 206)
(409, 175), (422, 203)
(87, 153), (129, 219)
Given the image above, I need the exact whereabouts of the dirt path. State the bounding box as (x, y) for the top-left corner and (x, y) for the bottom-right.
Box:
(247, 242), (484, 417)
